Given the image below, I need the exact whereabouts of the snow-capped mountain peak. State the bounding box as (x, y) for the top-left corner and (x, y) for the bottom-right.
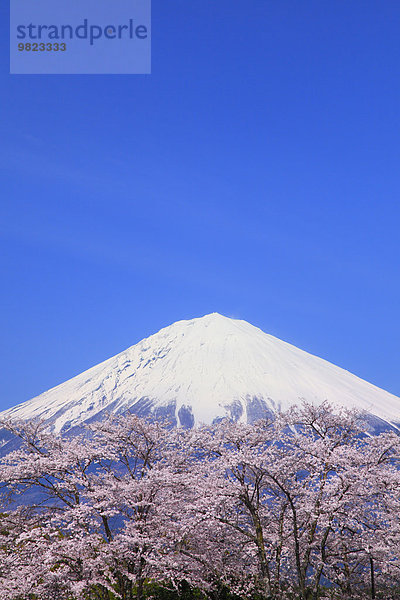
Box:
(2, 313), (400, 432)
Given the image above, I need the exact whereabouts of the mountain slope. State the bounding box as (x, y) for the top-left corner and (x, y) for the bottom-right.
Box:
(2, 313), (400, 432)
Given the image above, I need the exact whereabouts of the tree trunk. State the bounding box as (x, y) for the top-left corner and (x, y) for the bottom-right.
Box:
(369, 554), (376, 600)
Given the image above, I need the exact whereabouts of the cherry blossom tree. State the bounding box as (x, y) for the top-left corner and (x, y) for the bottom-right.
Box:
(185, 403), (400, 599)
(0, 404), (400, 600)
(0, 415), (199, 599)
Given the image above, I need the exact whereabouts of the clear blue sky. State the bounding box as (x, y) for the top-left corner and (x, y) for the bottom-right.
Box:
(1, 1), (400, 410)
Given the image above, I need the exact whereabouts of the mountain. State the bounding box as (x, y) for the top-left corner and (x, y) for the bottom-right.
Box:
(1, 313), (400, 434)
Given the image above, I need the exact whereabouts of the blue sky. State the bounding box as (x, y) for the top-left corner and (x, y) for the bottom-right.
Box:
(1, 0), (400, 410)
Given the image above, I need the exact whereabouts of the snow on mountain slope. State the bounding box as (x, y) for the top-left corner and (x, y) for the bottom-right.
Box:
(2, 313), (400, 432)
